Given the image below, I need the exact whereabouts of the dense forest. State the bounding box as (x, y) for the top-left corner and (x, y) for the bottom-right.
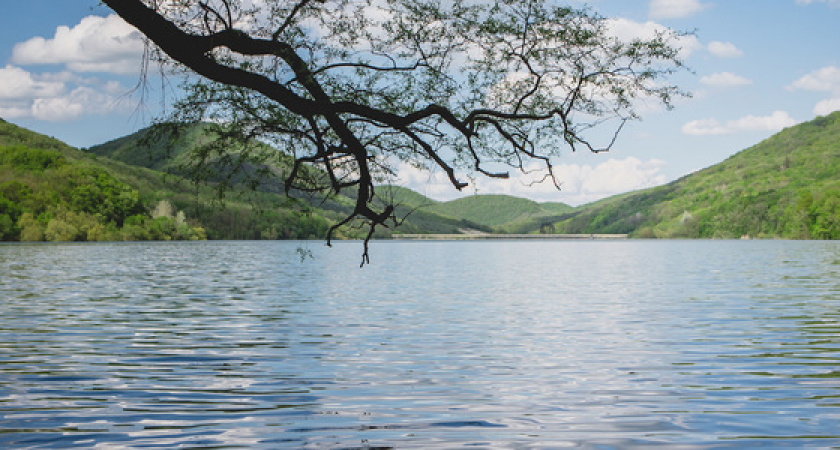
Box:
(0, 124), (206, 241)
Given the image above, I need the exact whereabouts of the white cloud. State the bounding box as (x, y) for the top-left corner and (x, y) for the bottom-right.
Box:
(682, 110), (799, 135)
(681, 118), (728, 135)
(548, 157), (668, 205)
(707, 41), (744, 58)
(814, 98), (840, 116)
(33, 87), (125, 121)
(395, 157), (668, 206)
(1, 14), (141, 123)
(649, 0), (711, 19)
(729, 111), (799, 131)
(0, 65), (131, 122)
(32, 96), (86, 122)
(790, 66), (840, 92)
(0, 105), (32, 119)
(605, 18), (703, 59)
(0, 65), (65, 99)
(789, 66), (840, 115)
(11, 14), (144, 75)
(699, 72), (752, 87)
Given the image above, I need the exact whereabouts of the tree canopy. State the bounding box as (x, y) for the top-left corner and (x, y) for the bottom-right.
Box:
(102, 0), (687, 264)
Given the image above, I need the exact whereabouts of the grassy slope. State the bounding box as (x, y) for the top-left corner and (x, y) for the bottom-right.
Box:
(0, 117), (105, 173)
(540, 111), (840, 238)
(425, 194), (573, 230)
(88, 124), (214, 172)
(0, 118), (72, 151)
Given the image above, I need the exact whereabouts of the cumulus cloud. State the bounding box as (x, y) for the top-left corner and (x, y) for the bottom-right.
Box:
(789, 66), (840, 116)
(548, 158), (668, 205)
(0, 14), (142, 122)
(0, 65), (65, 99)
(396, 157), (668, 206)
(726, 111), (798, 132)
(11, 14), (144, 74)
(814, 98), (840, 116)
(699, 72), (752, 87)
(790, 66), (840, 92)
(682, 111), (799, 135)
(707, 41), (744, 58)
(0, 65), (130, 121)
(605, 18), (703, 59)
(33, 87), (126, 121)
(649, 0), (711, 19)
(0, 105), (32, 119)
(681, 118), (728, 136)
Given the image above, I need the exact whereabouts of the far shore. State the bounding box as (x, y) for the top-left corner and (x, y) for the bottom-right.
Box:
(391, 233), (628, 240)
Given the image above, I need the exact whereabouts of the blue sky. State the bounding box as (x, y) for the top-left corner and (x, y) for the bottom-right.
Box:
(2, 0), (840, 205)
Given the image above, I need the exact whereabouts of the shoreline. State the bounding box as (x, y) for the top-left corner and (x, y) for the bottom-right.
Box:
(391, 233), (628, 240)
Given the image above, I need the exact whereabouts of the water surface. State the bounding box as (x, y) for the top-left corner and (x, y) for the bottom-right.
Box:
(2, 240), (840, 448)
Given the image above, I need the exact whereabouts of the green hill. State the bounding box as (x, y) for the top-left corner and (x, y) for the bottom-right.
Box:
(425, 194), (573, 230)
(0, 118), (345, 241)
(89, 122), (297, 195)
(0, 118), (208, 241)
(89, 124), (574, 234)
(533, 111), (840, 239)
(87, 124), (200, 172)
(0, 119), (70, 151)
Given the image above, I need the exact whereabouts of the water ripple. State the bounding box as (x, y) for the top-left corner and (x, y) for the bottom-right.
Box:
(1, 240), (840, 448)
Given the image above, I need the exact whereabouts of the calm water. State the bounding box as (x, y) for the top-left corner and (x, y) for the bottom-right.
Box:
(1, 240), (840, 448)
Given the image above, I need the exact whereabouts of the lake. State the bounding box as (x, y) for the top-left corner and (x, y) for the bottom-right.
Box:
(1, 240), (840, 448)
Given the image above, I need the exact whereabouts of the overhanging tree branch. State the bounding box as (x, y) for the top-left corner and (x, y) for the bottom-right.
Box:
(103, 0), (688, 264)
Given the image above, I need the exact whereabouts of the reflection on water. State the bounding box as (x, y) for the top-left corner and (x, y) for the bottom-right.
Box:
(2, 240), (840, 448)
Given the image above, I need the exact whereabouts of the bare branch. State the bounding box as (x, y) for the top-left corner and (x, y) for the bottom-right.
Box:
(273, 0), (313, 40)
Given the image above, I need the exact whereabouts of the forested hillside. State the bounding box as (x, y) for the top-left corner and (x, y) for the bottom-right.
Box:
(0, 118), (340, 241)
(0, 118), (205, 241)
(532, 111), (840, 239)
